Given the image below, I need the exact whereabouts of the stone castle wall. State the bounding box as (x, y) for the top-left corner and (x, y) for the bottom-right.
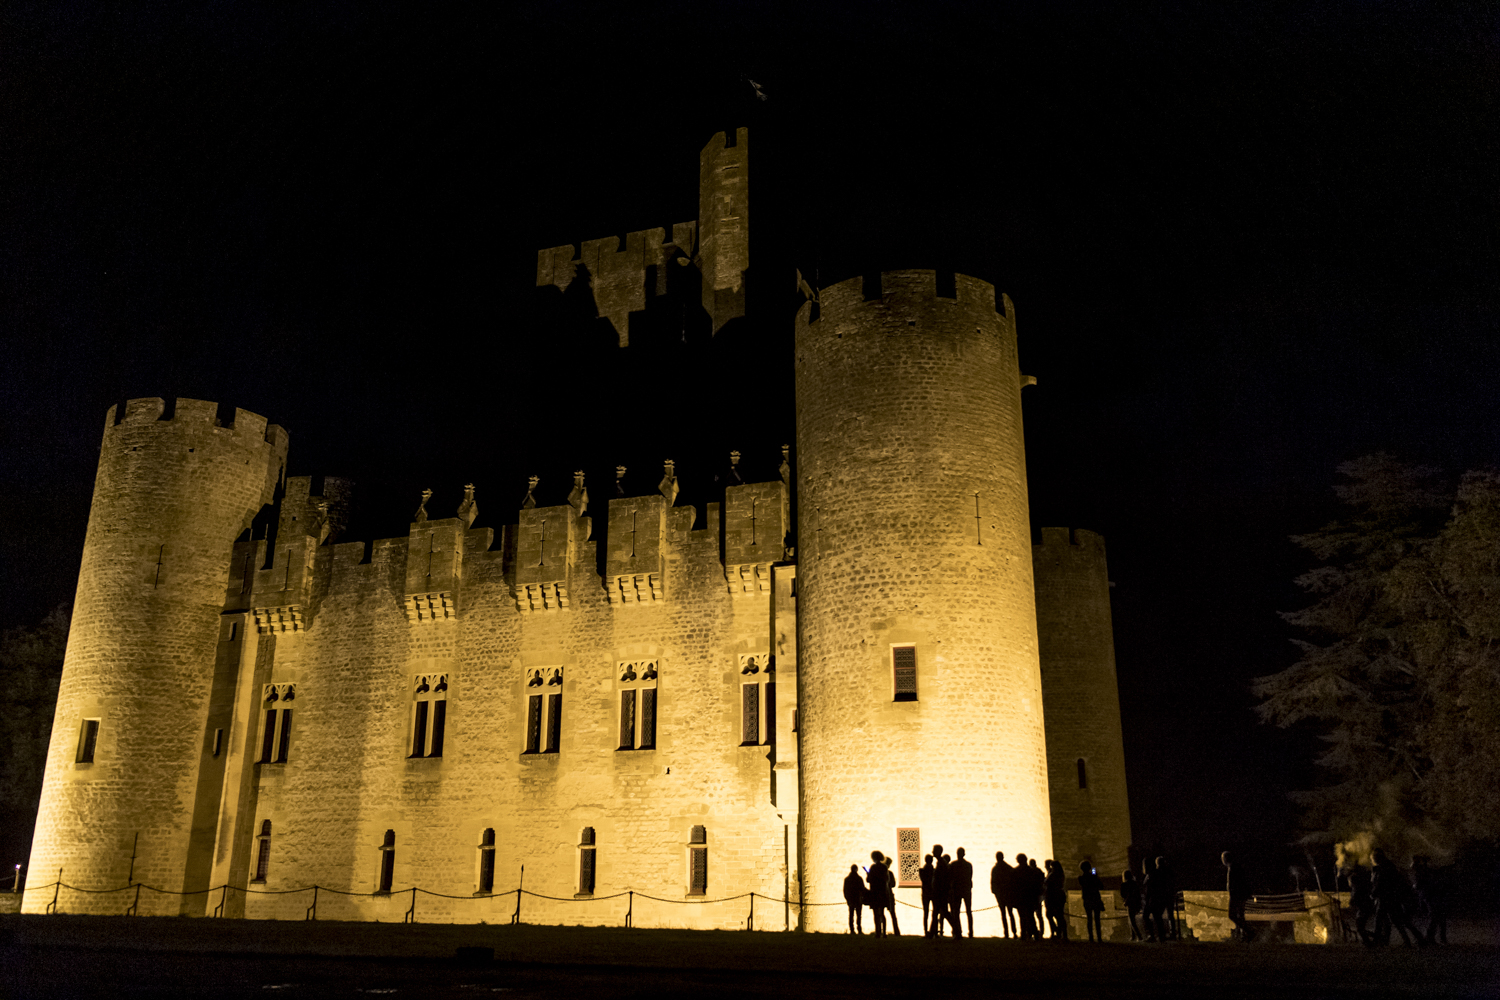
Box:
(1034, 527), (1133, 877)
(793, 271), (1053, 935)
(25, 399), (287, 915)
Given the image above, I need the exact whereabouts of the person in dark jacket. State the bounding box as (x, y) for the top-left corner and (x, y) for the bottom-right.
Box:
(1120, 869), (1143, 941)
(1013, 854), (1037, 939)
(932, 853), (952, 937)
(1141, 857), (1164, 942)
(870, 852), (894, 937)
(1222, 851), (1252, 942)
(919, 854), (936, 936)
(844, 864), (866, 934)
(992, 852), (1018, 938)
(1027, 858), (1047, 939)
(950, 847), (974, 938)
(1079, 860), (1105, 942)
(1343, 863), (1374, 945)
(1044, 860), (1068, 940)
(1371, 849), (1422, 947)
(1154, 856), (1178, 940)
(1410, 855), (1447, 945)
(872, 850), (901, 935)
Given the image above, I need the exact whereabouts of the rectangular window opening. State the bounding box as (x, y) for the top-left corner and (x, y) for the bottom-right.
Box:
(525, 695), (542, 753)
(253, 838), (270, 883)
(429, 700), (446, 758)
(765, 681), (776, 745)
(545, 693), (562, 753)
(1077, 757), (1088, 790)
(212, 727), (224, 758)
(640, 688), (657, 750)
(411, 701), (429, 758)
(260, 709), (277, 762)
(619, 689), (636, 750)
(896, 827), (923, 887)
(478, 848), (495, 894)
(275, 709), (292, 763)
(379, 849), (395, 893)
(893, 646), (918, 702)
(77, 719), (100, 764)
(741, 683), (759, 745)
(689, 846), (708, 895)
(579, 847), (596, 895)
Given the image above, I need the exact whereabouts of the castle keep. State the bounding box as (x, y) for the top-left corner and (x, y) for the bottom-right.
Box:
(26, 129), (1132, 932)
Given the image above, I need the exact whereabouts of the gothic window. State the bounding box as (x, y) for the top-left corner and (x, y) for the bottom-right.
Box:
(1077, 757), (1088, 790)
(212, 727), (224, 758)
(76, 719), (99, 764)
(378, 830), (396, 893)
(896, 827), (922, 887)
(892, 646), (918, 702)
(409, 673), (448, 758)
(687, 826), (707, 895)
(477, 828), (495, 895)
(578, 827), (596, 895)
(252, 820), (272, 883)
(737, 653), (774, 745)
(617, 659), (659, 751)
(524, 668), (564, 754)
(259, 685), (294, 763)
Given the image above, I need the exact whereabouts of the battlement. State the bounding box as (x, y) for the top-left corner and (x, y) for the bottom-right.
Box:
(1034, 527), (1107, 554)
(105, 396), (287, 448)
(809, 270), (1011, 322)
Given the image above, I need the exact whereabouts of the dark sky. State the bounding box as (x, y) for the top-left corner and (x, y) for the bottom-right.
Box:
(3, 2), (1496, 886)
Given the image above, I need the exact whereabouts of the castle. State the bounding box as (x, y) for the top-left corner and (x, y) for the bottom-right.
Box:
(25, 128), (1132, 933)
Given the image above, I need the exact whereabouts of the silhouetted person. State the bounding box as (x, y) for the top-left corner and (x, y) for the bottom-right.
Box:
(873, 850), (901, 935)
(1141, 857), (1165, 942)
(932, 853), (952, 937)
(1343, 863), (1374, 945)
(919, 854), (936, 935)
(844, 864), (866, 934)
(1371, 849), (1422, 947)
(1154, 856), (1178, 940)
(1223, 851), (1251, 942)
(1044, 860), (1068, 940)
(1079, 860), (1105, 942)
(1014, 853), (1038, 940)
(867, 851), (891, 937)
(1410, 856), (1447, 945)
(1027, 858), (1046, 939)
(1120, 869), (1143, 941)
(951, 847), (974, 938)
(992, 852), (1018, 938)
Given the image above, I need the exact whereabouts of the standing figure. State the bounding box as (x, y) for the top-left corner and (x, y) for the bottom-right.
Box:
(1155, 856), (1178, 940)
(1344, 864), (1374, 945)
(992, 852), (1018, 938)
(1079, 861), (1105, 942)
(1028, 858), (1047, 939)
(1141, 857), (1165, 942)
(1370, 849), (1422, 947)
(1014, 854), (1038, 940)
(951, 847), (974, 938)
(1222, 851), (1251, 942)
(873, 850), (901, 935)
(919, 854), (937, 936)
(1044, 860), (1068, 940)
(1120, 869), (1143, 941)
(1410, 856), (1447, 946)
(844, 864), (866, 935)
(866, 852), (891, 937)
(932, 853), (952, 937)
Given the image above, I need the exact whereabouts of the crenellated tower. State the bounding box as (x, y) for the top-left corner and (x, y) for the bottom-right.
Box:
(26, 398), (287, 914)
(793, 271), (1052, 933)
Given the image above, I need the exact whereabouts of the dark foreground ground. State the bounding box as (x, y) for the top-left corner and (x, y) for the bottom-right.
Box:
(1, 915), (1495, 999)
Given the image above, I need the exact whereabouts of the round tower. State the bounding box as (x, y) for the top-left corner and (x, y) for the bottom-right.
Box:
(25, 398), (287, 914)
(793, 270), (1051, 934)
(1034, 527), (1133, 877)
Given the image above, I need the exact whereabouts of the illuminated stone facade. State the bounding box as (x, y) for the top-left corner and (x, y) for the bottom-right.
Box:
(26, 129), (1131, 930)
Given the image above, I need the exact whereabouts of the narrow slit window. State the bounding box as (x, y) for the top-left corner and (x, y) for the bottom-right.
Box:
(525, 695), (543, 753)
(212, 727), (224, 758)
(893, 646), (918, 702)
(477, 829), (495, 894)
(253, 820), (272, 883)
(411, 701), (429, 757)
(1077, 757), (1088, 790)
(77, 719), (100, 764)
(764, 681), (776, 745)
(545, 693), (562, 753)
(688, 826), (707, 895)
(274, 709), (292, 763)
(741, 684), (759, 745)
(640, 688), (657, 749)
(579, 827), (596, 895)
(619, 689), (636, 750)
(379, 830), (396, 893)
(260, 709), (277, 762)
(429, 700), (446, 757)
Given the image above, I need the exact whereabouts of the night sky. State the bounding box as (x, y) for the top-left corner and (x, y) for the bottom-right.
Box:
(3, 3), (1496, 889)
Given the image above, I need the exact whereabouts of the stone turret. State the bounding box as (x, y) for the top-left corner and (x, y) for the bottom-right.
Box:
(26, 398), (287, 914)
(793, 271), (1051, 933)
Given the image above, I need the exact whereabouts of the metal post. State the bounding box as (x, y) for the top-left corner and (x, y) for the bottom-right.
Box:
(125, 881), (141, 916)
(625, 890), (633, 928)
(511, 865), (523, 926)
(214, 884), (229, 918)
(403, 886), (416, 924)
(126, 833), (138, 886)
(747, 892), (754, 931)
(306, 885), (318, 921)
(45, 869), (61, 914)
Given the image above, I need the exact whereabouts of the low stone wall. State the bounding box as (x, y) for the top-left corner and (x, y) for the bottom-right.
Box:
(1062, 891), (1349, 943)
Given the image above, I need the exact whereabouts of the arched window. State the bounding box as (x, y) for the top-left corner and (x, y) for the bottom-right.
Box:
(578, 827), (596, 896)
(409, 673), (448, 758)
(687, 826), (707, 895)
(378, 830), (396, 893)
(477, 828), (495, 895)
(1077, 757), (1088, 790)
(252, 820), (272, 883)
(617, 660), (659, 751)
